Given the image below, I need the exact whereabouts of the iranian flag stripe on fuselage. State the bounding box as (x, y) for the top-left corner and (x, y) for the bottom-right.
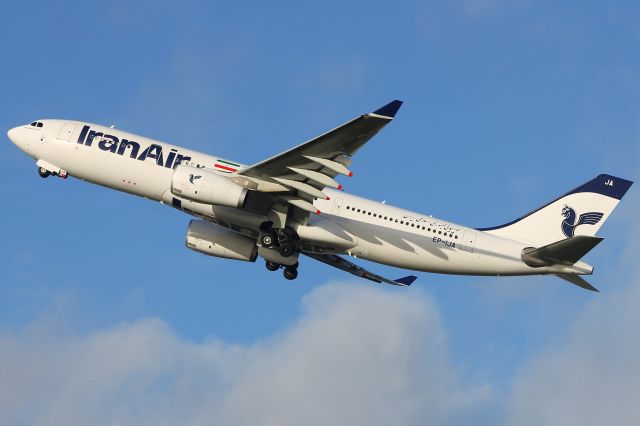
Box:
(214, 159), (239, 173)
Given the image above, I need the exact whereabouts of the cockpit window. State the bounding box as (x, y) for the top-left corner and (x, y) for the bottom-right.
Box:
(37, 122), (43, 127)
(30, 121), (44, 127)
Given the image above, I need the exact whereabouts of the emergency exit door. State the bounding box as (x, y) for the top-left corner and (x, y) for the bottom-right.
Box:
(460, 231), (477, 253)
(57, 122), (76, 142)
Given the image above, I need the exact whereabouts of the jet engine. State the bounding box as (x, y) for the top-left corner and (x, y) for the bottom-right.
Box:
(171, 165), (248, 208)
(185, 220), (258, 262)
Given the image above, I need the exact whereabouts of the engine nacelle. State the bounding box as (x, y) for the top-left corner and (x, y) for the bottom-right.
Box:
(171, 165), (248, 208)
(185, 220), (258, 262)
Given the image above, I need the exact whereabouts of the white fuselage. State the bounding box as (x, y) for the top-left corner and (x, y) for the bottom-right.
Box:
(8, 119), (578, 277)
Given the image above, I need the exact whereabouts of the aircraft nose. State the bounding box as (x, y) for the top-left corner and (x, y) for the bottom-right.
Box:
(7, 127), (19, 144)
(7, 125), (30, 152)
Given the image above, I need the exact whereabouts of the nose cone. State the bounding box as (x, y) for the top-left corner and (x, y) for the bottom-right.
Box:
(7, 125), (32, 154)
(7, 127), (19, 145)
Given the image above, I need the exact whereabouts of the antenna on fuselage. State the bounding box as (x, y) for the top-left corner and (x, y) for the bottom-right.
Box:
(110, 124), (115, 129)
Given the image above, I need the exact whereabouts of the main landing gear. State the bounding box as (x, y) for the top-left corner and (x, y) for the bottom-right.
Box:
(265, 261), (280, 271)
(260, 221), (300, 281)
(283, 266), (298, 280)
(265, 260), (299, 280)
(259, 223), (300, 258)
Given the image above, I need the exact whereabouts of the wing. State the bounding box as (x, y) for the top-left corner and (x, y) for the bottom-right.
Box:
(577, 212), (604, 226)
(237, 100), (403, 216)
(305, 252), (417, 287)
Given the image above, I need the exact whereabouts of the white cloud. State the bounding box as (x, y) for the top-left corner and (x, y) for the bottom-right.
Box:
(2, 190), (636, 426)
(506, 189), (640, 426)
(0, 284), (490, 426)
(506, 282), (640, 426)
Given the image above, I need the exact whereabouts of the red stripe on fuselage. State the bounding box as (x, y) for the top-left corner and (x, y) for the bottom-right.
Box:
(214, 164), (237, 172)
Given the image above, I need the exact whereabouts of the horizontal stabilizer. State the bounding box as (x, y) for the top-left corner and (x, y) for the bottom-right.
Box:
(521, 235), (604, 267)
(556, 274), (599, 292)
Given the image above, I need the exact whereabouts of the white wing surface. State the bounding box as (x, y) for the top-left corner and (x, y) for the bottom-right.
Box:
(238, 100), (403, 217)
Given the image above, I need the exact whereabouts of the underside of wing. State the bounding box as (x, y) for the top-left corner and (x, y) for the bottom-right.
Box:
(305, 252), (417, 287)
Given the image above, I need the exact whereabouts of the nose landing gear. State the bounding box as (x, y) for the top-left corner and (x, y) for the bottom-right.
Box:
(37, 165), (67, 179)
(38, 167), (51, 178)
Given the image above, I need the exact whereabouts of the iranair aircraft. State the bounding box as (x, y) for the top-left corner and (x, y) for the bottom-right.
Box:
(7, 101), (633, 291)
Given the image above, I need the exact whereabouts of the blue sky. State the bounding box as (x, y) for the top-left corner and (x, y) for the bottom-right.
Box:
(1, 1), (639, 424)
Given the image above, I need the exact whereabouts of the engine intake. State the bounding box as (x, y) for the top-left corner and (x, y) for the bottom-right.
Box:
(185, 220), (258, 262)
(171, 165), (248, 208)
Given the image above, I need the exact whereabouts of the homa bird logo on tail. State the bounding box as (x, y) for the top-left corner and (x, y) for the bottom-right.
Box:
(561, 205), (604, 238)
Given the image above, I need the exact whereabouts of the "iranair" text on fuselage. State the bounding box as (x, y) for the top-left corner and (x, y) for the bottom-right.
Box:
(76, 125), (191, 168)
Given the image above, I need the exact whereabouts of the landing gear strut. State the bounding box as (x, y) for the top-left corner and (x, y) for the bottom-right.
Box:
(259, 222), (301, 280)
(258, 222), (300, 258)
(37, 166), (67, 179)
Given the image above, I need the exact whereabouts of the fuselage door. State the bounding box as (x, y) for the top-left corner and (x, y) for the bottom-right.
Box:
(460, 231), (477, 253)
(331, 198), (343, 215)
(57, 122), (76, 142)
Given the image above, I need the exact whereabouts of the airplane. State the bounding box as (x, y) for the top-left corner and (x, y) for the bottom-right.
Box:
(7, 100), (633, 291)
